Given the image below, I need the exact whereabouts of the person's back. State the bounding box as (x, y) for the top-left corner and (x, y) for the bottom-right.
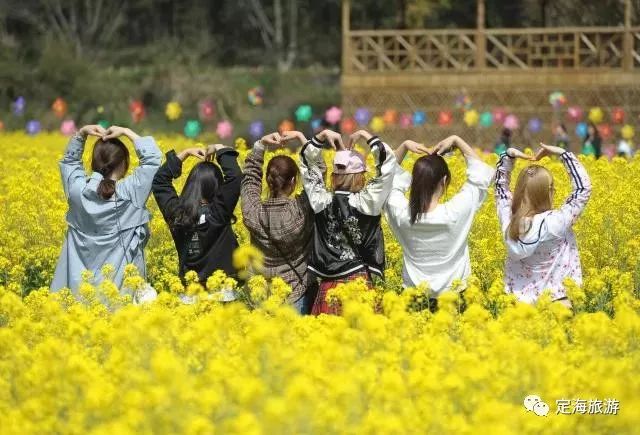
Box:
(52, 125), (162, 293)
(495, 144), (592, 305)
(385, 135), (494, 295)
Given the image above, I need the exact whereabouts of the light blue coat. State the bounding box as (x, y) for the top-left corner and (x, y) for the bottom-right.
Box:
(51, 134), (162, 294)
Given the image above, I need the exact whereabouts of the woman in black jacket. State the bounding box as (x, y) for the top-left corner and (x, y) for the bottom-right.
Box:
(152, 144), (242, 285)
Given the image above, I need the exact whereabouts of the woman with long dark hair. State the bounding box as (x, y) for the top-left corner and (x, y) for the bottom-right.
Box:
(51, 125), (162, 294)
(582, 122), (602, 158)
(241, 131), (316, 313)
(384, 135), (494, 303)
(152, 143), (242, 285)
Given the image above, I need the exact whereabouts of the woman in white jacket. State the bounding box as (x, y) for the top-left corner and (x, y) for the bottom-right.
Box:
(495, 143), (592, 306)
(384, 135), (495, 305)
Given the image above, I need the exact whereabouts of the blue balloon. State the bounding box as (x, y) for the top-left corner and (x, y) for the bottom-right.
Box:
(527, 118), (543, 133)
(310, 118), (322, 131)
(248, 121), (264, 139)
(575, 122), (588, 138)
(354, 108), (371, 126)
(26, 120), (41, 135)
(13, 96), (25, 116)
(413, 111), (427, 126)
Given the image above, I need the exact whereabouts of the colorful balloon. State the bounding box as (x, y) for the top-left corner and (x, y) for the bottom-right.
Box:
(198, 99), (216, 121)
(479, 111), (493, 128)
(437, 111), (453, 126)
(369, 116), (385, 133)
(0, 120), (4, 131)
(354, 108), (372, 126)
(382, 109), (398, 125)
(278, 119), (295, 134)
(184, 120), (202, 139)
(598, 123), (612, 140)
(216, 120), (233, 139)
(325, 106), (342, 125)
(621, 124), (635, 140)
(413, 111), (427, 126)
(295, 105), (313, 122)
(567, 106), (583, 122)
(455, 94), (472, 111)
(52, 97), (67, 118)
(165, 102), (182, 121)
(575, 122), (588, 138)
(248, 87), (264, 106)
(26, 120), (41, 135)
(129, 100), (145, 123)
(340, 118), (357, 134)
(493, 108), (506, 124)
(248, 121), (264, 139)
(527, 118), (543, 134)
(12, 96), (26, 116)
(399, 113), (412, 128)
(611, 107), (625, 124)
(60, 119), (76, 136)
(503, 114), (520, 130)
(310, 118), (322, 132)
(588, 107), (604, 124)
(463, 110), (479, 127)
(548, 91), (567, 108)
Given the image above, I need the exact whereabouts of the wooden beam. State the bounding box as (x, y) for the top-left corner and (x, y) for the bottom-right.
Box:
(342, 0), (351, 74)
(476, 0), (486, 69)
(623, 0), (633, 71)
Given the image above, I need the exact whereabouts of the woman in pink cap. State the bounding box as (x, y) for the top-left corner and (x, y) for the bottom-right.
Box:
(283, 128), (396, 315)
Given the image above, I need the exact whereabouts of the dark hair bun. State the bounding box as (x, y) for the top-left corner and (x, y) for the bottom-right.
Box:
(97, 179), (116, 200)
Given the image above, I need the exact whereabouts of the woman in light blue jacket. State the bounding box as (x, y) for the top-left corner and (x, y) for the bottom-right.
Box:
(51, 124), (162, 294)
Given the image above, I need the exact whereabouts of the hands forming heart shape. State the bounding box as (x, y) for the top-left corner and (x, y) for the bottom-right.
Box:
(507, 142), (567, 161)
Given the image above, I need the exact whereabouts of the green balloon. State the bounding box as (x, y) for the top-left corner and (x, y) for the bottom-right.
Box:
(184, 119), (202, 138)
(295, 104), (313, 122)
(98, 119), (110, 129)
(479, 112), (493, 128)
(582, 142), (595, 156)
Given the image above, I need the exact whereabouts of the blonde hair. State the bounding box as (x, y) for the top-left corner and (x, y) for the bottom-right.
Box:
(508, 165), (554, 240)
(331, 173), (366, 193)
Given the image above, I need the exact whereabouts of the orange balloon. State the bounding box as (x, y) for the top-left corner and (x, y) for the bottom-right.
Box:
(52, 97), (67, 118)
(382, 109), (398, 125)
(278, 119), (295, 134)
(438, 110), (453, 126)
(340, 117), (357, 134)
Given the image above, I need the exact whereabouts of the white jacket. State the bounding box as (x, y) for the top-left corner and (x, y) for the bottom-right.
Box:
(495, 152), (592, 303)
(384, 156), (495, 295)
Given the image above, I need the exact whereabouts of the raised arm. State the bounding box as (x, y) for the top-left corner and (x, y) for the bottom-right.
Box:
(348, 130), (397, 216)
(207, 144), (242, 216)
(101, 126), (162, 208)
(538, 144), (592, 236)
(296, 132), (333, 214)
(241, 133), (282, 231)
(59, 124), (106, 198)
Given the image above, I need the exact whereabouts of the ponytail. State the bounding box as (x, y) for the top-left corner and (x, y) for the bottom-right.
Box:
(97, 178), (116, 200)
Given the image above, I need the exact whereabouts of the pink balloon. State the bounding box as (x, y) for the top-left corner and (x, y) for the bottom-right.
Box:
(399, 113), (412, 128)
(216, 120), (233, 139)
(493, 108), (507, 124)
(325, 106), (343, 125)
(503, 114), (520, 130)
(60, 119), (76, 136)
(567, 106), (583, 122)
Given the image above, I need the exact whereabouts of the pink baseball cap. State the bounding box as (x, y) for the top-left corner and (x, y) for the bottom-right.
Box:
(333, 150), (366, 174)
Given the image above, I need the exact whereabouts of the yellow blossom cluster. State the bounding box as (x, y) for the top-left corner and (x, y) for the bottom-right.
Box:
(0, 132), (639, 432)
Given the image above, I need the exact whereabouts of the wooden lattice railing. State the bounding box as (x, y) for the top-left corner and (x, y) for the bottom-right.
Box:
(345, 27), (640, 73)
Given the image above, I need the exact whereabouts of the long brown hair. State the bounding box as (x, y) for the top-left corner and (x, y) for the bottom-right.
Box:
(266, 155), (298, 198)
(91, 138), (130, 200)
(508, 165), (554, 240)
(409, 154), (451, 224)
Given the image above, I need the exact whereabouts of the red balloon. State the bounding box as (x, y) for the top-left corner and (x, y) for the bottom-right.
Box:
(493, 108), (507, 124)
(129, 100), (145, 123)
(611, 107), (625, 124)
(598, 123), (612, 140)
(340, 117), (357, 134)
(438, 110), (453, 126)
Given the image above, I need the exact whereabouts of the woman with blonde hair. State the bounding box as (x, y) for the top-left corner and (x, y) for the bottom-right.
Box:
(495, 143), (592, 306)
(285, 128), (396, 315)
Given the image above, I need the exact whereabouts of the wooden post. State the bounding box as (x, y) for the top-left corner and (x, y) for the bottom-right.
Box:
(623, 0), (632, 71)
(475, 0), (486, 70)
(342, 0), (351, 74)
